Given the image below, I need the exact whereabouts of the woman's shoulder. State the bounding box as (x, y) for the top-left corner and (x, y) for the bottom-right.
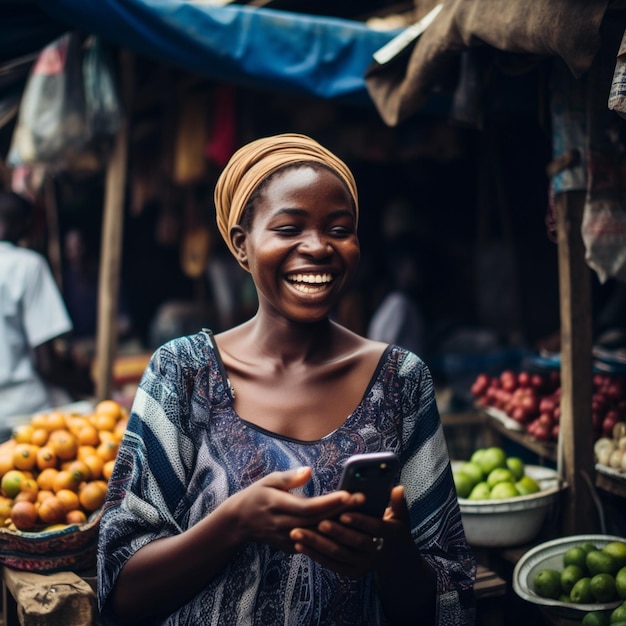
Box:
(148, 331), (217, 376)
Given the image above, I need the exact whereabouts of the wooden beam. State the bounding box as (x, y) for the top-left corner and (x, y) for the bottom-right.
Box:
(95, 50), (133, 402)
(555, 190), (596, 534)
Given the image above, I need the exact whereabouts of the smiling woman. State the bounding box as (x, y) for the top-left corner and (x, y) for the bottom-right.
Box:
(97, 133), (476, 626)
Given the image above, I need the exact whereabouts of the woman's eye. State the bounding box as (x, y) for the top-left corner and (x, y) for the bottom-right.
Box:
(273, 226), (300, 235)
(329, 226), (353, 237)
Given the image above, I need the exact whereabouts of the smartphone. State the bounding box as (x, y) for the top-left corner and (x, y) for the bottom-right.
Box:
(337, 452), (400, 518)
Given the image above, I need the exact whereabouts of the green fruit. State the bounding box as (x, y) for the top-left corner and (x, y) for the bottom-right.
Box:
(558, 593), (571, 603)
(459, 461), (483, 485)
(506, 456), (525, 481)
(604, 543), (626, 571)
(582, 610), (611, 626)
(561, 564), (586, 595)
(591, 573), (618, 603)
(534, 568), (562, 599)
(486, 467), (515, 488)
(611, 601), (626, 623)
(616, 566), (626, 600)
(453, 471), (474, 498)
(476, 447), (507, 475)
(516, 475), (540, 496)
(468, 482), (491, 500)
(490, 481), (519, 499)
(564, 546), (589, 571)
(583, 543), (600, 554)
(588, 550), (619, 577)
(571, 577), (593, 603)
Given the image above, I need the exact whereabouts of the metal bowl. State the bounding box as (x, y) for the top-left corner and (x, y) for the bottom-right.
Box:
(512, 534), (625, 623)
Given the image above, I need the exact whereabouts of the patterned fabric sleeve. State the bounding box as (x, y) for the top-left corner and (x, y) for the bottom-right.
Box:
(97, 338), (199, 617)
(397, 351), (477, 626)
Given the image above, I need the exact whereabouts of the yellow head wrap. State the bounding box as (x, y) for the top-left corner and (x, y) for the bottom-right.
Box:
(214, 133), (359, 258)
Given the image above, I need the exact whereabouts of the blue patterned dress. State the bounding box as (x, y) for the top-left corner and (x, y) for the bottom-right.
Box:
(97, 332), (475, 625)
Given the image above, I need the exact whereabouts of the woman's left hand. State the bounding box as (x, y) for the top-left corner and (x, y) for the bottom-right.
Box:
(289, 485), (413, 578)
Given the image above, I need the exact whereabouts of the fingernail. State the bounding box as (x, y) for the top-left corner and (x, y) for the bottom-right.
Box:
(296, 466), (309, 475)
(291, 529), (303, 541)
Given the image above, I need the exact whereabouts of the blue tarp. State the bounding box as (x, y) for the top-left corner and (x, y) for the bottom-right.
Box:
(21, 0), (400, 104)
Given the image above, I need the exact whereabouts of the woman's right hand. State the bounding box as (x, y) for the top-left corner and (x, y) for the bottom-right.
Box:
(222, 467), (362, 552)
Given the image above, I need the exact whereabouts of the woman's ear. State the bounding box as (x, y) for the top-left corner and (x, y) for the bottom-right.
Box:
(230, 226), (249, 270)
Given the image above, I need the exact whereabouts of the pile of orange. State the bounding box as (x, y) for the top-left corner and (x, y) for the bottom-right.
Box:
(0, 400), (127, 532)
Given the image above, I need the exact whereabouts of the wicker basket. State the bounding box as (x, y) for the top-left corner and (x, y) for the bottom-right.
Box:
(0, 509), (102, 573)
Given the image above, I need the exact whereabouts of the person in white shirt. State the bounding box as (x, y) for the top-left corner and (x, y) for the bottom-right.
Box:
(0, 191), (73, 439)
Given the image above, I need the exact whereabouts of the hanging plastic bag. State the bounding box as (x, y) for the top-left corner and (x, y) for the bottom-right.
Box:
(8, 33), (122, 169)
(8, 33), (88, 167)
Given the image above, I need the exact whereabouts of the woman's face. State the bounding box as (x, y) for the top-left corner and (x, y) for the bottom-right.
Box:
(235, 165), (359, 324)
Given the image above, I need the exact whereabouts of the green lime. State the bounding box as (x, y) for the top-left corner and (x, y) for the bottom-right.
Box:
(476, 447), (507, 475)
(468, 481), (491, 500)
(591, 573), (618, 603)
(564, 546), (590, 571)
(616, 566), (626, 600)
(459, 461), (484, 485)
(470, 449), (486, 468)
(506, 456), (525, 481)
(583, 543), (600, 554)
(588, 550), (619, 577)
(561, 564), (586, 595)
(1, 469), (25, 499)
(516, 475), (540, 496)
(453, 471), (474, 498)
(486, 467), (515, 488)
(611, 601), (626, 623)
(558, 593), (571, 603)
(571, 577), (594, 603)
(490, 481), (519, 499)
(534, 568), (562, 600)
(582, 610), (611, 626)
(604, 543), (626, 571)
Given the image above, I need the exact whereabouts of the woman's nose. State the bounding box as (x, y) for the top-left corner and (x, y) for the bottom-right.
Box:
(299, 232), (331, 256)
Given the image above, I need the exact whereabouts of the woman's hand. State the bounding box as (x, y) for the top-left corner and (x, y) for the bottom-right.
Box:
(288, 485), (414, 578)
(224, 467), (362, 553)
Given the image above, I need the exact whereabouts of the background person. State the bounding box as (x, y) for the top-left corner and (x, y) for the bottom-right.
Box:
(0, 190), (74, 439)
(97, 134), (476, 625)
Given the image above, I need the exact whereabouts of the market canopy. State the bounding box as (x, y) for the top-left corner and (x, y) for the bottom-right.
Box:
(1, 0), (401, 105)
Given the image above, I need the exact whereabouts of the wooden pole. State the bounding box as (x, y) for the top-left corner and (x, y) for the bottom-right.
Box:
(95, 50), (133, 402)
(555, 190), (596, 534)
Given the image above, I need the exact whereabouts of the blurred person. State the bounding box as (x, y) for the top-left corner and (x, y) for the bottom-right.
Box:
(0, 190), (74, 438)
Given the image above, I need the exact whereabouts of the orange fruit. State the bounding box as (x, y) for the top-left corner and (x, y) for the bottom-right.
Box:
(66, 509), (87, 525)
(38, 496), (66, 525)
(95, 400), (123, 421)
(77, 424), (100, 447)
(10, 500), (38, 530)
(30, 428), (49, 447)
(102, 459), (116, 481)
(36, 446), (58, 471)
(12, 444), (38, 471)
(55, 489), (80, 513)
(48, 430), (78, 461)
(83, 455), (104, 480)
(92, 413), (117, 433)
(45, 412), (67, 432)
(79, 481), (107, 512)
(1, 469), (25, 498)
(37, 489), (55, 504)
(20, 477), (39, 496)
(14, 490), (37, 503)
(66, 460), (91, 483)
(36, 468), (59, 491)
(12, 424), (34, 444)
(0, 496), (13, 524)
(0, 453), (14, 477)
(96, 440), (119, 462)
(52, 470), (80, 494)
(113, 418), (128, 441)
(77, 445), (98, 462)
(30, 413), (48, 429)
